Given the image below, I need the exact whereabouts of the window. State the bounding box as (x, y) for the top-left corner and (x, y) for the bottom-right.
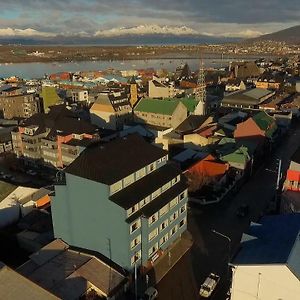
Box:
(148, 242), (158, 257)
(160, 233), (168, 246)
(179, 192), (185, 201)
(110, 181), (122, 195)
(159, 219), (168, 232)
(170, 225), (178, 237)
(130, 219), (141, 234)
(131, 234), (141, 249)
(136, 167), (146, 180)
(152, 188), (161, 200)
(170, 211), (178, 223)
(162, 155), (167, 161)
(162, 181), (171, 192)
(148, 163), (156, 173)
(180, 204), (187, 214)
(179, 217), (187, 228)
(149, 228), (158, 241)
(139, 196), (150, 208)
(170, 197), (178, 209)
(157, 158), (162, 164)
(159, 204), (169, 217)
(124, 174), (134, 187)
(149, 212), (158, 225)
(127, 204), (139, 217)
(131, 250), (141, 265)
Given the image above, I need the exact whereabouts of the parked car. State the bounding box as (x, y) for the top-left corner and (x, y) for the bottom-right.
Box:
(144, 287), (158, 300)
(199, 273), (220, 298)
(26, 169), (37, 176)
(236, 204), (249, 217)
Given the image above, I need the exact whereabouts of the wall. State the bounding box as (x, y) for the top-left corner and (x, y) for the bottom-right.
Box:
(171, 102), (188, 129)
(52, 174), (130, 269)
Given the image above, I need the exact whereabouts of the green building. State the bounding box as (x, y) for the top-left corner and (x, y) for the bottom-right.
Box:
(41, 86), (60, 112)
(52, 134), (188, 271)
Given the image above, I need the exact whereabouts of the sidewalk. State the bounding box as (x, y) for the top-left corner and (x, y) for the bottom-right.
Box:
(136, 231), (193, 296)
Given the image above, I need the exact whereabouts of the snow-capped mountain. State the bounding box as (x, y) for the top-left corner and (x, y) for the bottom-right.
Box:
(94, 25), (199, 37)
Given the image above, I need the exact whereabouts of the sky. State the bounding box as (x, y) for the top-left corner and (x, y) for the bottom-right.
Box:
(0, 0), (299, 38)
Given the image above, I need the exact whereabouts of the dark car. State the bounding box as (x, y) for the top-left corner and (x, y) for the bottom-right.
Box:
(236, 204), (249, 217)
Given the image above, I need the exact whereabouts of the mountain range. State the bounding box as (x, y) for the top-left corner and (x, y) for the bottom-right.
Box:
(0, 24), (298, 45)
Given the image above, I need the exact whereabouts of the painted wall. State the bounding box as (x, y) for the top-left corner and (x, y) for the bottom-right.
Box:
(52, 173), (130, 268)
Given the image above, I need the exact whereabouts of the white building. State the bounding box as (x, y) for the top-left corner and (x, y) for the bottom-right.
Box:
(71, 90), (88, 102)
(231, 214), (300, 300)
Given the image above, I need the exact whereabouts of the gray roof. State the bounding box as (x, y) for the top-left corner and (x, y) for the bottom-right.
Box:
(66, 134), (167, 185)
(0, 262), (58, 300)
(222, 88), (274, 106)
(17, 239), (128, 299)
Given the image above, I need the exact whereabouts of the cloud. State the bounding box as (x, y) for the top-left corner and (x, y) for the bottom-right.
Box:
(0, 27), (56, 37)
(202, 29), (265, 38)
(94, 25), (199, 37)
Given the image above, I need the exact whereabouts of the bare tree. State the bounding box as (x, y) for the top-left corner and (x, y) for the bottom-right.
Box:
(186, 171), (212, 193)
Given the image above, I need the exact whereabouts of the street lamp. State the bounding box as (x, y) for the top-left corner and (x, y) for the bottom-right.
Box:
(211, 229), (231, 279)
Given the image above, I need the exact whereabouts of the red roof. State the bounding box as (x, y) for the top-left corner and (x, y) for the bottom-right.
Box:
(187, 154), (229, 178)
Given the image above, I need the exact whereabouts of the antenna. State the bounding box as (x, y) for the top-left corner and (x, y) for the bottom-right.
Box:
(195, 54), (207, 115)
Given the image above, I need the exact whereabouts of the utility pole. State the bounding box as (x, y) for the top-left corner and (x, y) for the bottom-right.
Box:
(212, 229), (231, 279)
(256, 272), (262, 299)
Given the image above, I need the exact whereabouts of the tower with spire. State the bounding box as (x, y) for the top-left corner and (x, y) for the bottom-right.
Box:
(195, 58), (207, 116)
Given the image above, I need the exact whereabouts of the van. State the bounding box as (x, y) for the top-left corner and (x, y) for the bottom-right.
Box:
(199, 273), (220, 298)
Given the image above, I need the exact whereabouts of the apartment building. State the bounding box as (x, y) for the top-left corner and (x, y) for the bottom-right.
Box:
(71, 90), (88, 102)
(148, 79), (176, 99)
(52, 134), (188, 271)
(12, 105), (98, 168)
(134, 98), (188, 129)
(90, 92), (132, 130)
(0, 87), (40, 119)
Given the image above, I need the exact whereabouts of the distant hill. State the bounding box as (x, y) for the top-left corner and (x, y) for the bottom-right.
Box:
(249, 25), (300, 44)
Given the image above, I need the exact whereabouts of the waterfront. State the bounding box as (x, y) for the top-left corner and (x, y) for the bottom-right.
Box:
(0, 56), (261, 79)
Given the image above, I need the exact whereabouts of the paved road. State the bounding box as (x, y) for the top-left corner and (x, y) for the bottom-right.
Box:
(156, 121), (300, 300)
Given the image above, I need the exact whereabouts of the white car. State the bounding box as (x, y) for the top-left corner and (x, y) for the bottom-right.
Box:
(144, 287), (158, 300)
(199, 273), (220, 298)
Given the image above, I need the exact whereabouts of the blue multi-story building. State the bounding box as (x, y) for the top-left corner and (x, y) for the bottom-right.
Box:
(52, 134), (188, 271)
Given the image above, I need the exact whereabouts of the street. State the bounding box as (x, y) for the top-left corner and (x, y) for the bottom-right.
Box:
(156, 121), (300, 300)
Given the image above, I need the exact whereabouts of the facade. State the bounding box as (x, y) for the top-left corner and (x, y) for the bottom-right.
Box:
(134, 98), (188, 129)
(41, 86), (61, 113)
(148, 79), (176, 99)
(52, 134), (188, 271)
(0, 87), (40, 119)
(71, 90), (88, 102)
(284, 147), (300, 191)
(11, 105), (98, 168)
(90, 92), (132, 130)
(0, 127), (14, 153)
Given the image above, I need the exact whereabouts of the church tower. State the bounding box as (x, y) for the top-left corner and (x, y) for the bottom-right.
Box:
(195, 59), (207, 116)
(129, 76), (138, 108)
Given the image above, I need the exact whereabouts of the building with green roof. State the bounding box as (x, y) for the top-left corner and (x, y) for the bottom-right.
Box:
(252, 111), (278, 139)
(134, 98), (188, 129)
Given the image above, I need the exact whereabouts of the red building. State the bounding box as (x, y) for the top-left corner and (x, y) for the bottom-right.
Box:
(285, 147), (300, 191)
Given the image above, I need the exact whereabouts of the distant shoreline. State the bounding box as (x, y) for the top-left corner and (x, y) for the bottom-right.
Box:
(0, 45), (278, 64)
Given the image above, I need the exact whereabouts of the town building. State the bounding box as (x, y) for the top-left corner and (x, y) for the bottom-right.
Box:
(229, 61), (261, 79)
(0, 262), (59, 300)
(221, 88), (275, 109)
(0, 87), (40, 119)
(71, 90), (88, 102)
(52, 134), (188, 271)
(16, 239), (129, 300)
(134, 98), (188, 129)
(0, 126), (14, 153)
(11, 105), (98, 168)
(148, 78), (176, 99)
(284, 147), (300, 192)
(41, 86), (61, 113)
(90, 92), (132, 130)
(231, 214), (300, 300)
